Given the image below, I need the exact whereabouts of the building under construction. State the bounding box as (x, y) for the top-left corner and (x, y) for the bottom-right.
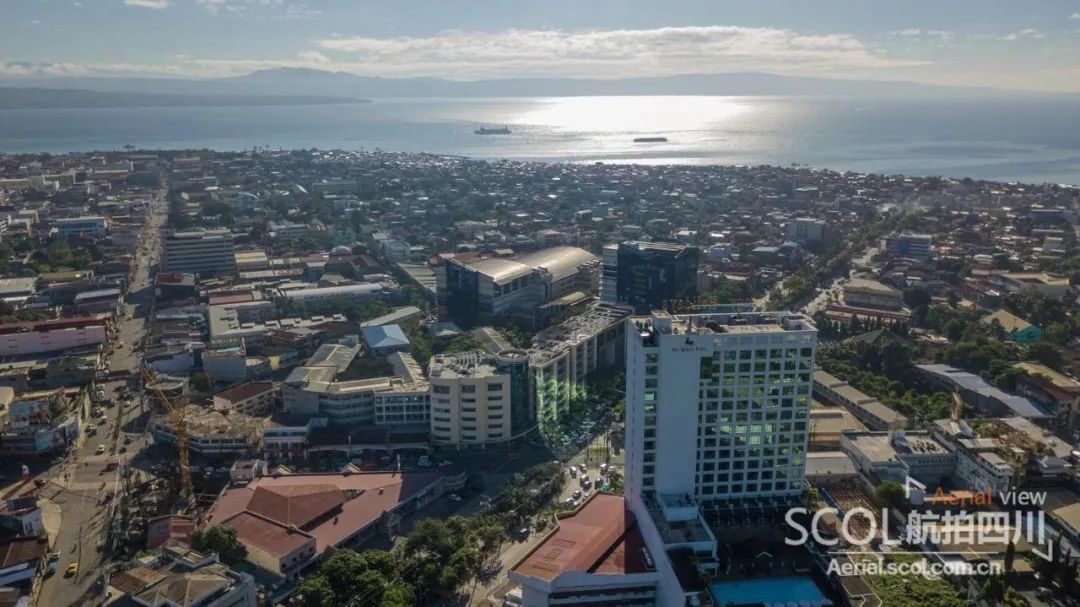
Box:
(150, 407), (274, 458)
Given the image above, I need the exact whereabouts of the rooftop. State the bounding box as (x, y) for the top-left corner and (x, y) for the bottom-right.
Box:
(207, 470), (442, 557)
(213, 381), (275, 404)
(429, 350), (499, 379)
(456, 245), (596, 283)
(529, 304), (630, 364)
(917, 364), (1050, 419)
(512, 493), (647, 582)
(361, 324), (410, 350)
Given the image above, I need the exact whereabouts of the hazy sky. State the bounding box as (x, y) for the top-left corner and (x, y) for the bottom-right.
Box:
(3, 0), (1080, 92)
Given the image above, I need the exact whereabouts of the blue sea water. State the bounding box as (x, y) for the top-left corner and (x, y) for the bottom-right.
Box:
(1, 95), (1079, 185)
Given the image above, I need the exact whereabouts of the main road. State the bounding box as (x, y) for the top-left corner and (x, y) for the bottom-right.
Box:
(36, 188), (166, 607)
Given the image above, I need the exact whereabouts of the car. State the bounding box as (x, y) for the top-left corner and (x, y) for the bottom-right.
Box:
(118, 446), (127, 454)
(46, 562), (57, 576)
(572, 489), (582, 500)
(448, 493), (462, 502)
(34, 479), (46, 488)
(568, 467), (577, 478)
(48, 551), (60, 562)
(50, 456), (63, 466)
(96, 444), (106, 455)
(600, 463), (608, 473)
(66, 562), (78, 576)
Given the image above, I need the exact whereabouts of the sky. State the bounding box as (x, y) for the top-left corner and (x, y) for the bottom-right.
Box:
(2, 0), (1080, 92)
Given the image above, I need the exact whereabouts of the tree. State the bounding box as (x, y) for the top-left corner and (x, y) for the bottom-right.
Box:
(297, 575), (335, 607)
(46, 239), (72, 267)
(439, 334), (486, 354)
(943, 318), (967, 342)
(874, 480), (906, 510)
(1045, 322), (1070, 346)
(981, 575), (1006, 603)
(380, 585), (413, 607)
(1026, 342), (1064, 370)
(903, 287), (931, 309)
(191, 525), (247, 565)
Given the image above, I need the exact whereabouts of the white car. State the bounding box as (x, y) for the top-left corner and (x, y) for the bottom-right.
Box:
(95, 444), (106, 454)
(448, 493), (462, 502)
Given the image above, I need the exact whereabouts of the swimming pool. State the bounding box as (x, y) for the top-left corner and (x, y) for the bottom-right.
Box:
(708, 576), (827, 606)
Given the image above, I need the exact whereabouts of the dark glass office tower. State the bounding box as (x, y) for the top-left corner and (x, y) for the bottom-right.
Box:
(603, 242), (699, 313)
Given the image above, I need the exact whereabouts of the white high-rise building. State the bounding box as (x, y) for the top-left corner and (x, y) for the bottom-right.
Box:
(163, 228), (236, 275)
(510, 310), (820, 607)
(625, 309), (818, 504)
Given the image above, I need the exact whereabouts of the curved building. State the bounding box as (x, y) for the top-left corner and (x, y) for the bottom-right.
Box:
(436, 246), (599, 329)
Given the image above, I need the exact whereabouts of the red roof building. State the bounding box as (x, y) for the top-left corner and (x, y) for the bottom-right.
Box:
(510, 493), (658, 606)
(205, 470), (442, 579)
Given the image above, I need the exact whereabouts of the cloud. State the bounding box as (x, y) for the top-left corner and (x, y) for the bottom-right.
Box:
(123, 0), (169, 8)
(1070, 13), (1080, 20)
(195, 0), (287, 15)
(971, 28), (1045, 42)
(296, 50), (330, 64)
(311, 26), (921, 79)
(0, 61), (91, 76)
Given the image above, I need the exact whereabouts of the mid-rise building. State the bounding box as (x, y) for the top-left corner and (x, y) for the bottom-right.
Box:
(163, 228), (236, 276)
(842, 278), (904, 311)
(0, 316), (110, 356)
(840, 430), (955, 486)
(212, 382), (278, 416)
(601, 242), (699, 314)
(54, 215), (108, 239)
(282, 352), (429, 429)
(436, 246), (598, 329)
(786, 217), (827, 243)
(277, 281), (401, 313)
(429, 351), (515, 446)
(883, 231), (933, 260)
(528, 305), (629, 436)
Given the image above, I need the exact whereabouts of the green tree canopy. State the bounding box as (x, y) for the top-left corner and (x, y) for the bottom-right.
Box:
(191, 525), (247, 565)
(874, 480), (906, 510)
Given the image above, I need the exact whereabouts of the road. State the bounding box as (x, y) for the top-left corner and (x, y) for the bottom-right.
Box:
(471, 431), (623, 607)
(36, 189), (165, 607)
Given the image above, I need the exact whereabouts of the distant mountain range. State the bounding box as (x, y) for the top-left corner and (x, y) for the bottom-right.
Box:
(0, 86), (368, 109)
(0, 68), (1067, 109)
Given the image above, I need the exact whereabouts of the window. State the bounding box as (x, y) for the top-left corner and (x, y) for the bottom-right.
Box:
(487, 383), (503, 392)
(433, 385), (450, 394)
(461, 384), (476, 394)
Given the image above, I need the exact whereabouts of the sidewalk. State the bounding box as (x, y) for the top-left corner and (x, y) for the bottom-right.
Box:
(38, 498), (62, 548)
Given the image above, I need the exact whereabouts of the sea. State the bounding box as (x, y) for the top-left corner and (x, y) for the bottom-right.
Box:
(2, 95), (1080, 185)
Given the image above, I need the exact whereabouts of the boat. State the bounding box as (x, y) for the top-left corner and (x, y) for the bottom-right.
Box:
(475, 126), (512, 135)
(633, 136), (668, 143)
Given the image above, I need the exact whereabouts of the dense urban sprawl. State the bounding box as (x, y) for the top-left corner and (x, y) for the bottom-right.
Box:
(1, 148), (1079, 607)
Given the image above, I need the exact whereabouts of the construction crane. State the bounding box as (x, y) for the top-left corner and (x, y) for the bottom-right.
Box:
(141, 368), (194, 509)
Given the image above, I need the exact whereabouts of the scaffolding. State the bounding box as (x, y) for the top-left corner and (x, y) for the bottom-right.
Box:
(141, 368), (194, 508)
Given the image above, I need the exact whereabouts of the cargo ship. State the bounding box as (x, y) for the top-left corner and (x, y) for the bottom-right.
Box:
(633, 136), (668, 143)
(475, 126), (512, 135)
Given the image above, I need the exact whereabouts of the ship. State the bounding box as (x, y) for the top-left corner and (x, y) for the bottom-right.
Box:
(475, 126), (512, 135)
(633, 136), (668, 143)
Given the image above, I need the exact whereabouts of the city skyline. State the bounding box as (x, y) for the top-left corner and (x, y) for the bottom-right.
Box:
(2, 0), (1080, 92)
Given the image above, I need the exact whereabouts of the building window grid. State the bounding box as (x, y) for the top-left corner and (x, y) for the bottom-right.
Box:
(693, 353), (812, 498)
